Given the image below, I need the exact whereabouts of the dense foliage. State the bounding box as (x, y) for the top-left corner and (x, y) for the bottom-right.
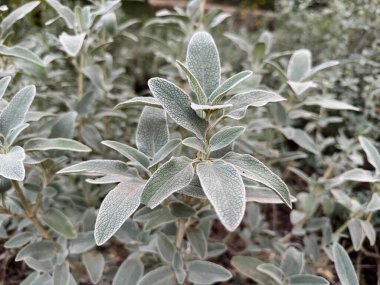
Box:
(0, 0), (379, 284)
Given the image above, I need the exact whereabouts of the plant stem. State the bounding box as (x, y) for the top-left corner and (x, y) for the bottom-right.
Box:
(176, 218), (187, 249)
(77, 53), (84, 98)
(12, 181), (52, 241)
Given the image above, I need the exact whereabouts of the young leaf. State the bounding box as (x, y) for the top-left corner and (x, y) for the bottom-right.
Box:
(197, 160), (245, 231)
(288, 274), (329, 285)
(0, 85), (36, 138)
(182, 137), (206, 153)
(150, 139), (182, 167)
(359, 136), (380, 174)
(209, 126), (245, 152)
(225, 90), (285, 120)
(59, 32), (86, 57)
(304, 96), (359, 111)
(157, 233), (176, 263)
(41, 208), (77, 239)
(0, 1), (40, 33)
(82, 251), (104, 284)
(49, 111), (77, 139)
(169, 202), (196, 218)
(367, 193), (380, 212)
(176, 60), (207, 104)
(303, 60), (340, 80)
(280, 247), (304, 277)
(112, 258), (144, 285)
(46, 0), (75, 29)
(186, 228), (207, 259)
(82, 65), (108, 91)
(186, 31), (221, 97)
(246, 185), (297, 204)
(148, 78), (208, 138)
(0, 146), (25, 181)
(187, 260), (232, 284)
(15, 240), (56, 261)
(114, 97), (161, 110)
(288, 81), (317, 96)
(58, 160), (130, 176)
(94, 179), (145, 245)
(24, 138), (91, 152)
(0, 76), (11, 100)
(136, 106), (168, 157)
(102, 140), (150, 169)
(348, 219), (364, 251)
(191, 103), (232, 111)
(4, 231), (34, 249)
(333, 242), (359, 285)
(5, 123), (29, 146)
(223, 152), (291, 208)
(137, 266), (175, 285)
(141, 156), (194, 208)
(209, 70), (252, 103)
(360, 220), (376, 246)
(53, 261), (70, 285)
(287, 49), (312, 81)
(257, 263), (284, 284)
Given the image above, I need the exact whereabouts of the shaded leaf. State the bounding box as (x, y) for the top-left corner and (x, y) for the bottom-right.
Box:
(42, 208), (77, 239)
(187, 260), (232, 284)
(333, 242), (359, 285)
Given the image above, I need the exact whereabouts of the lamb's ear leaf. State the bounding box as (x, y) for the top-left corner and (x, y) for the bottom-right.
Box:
(136, 106), (168, 157)
(114, 97), (161, 110)
(359, 136), (380, 174)
(142, 156), (194, 208)
(197, 161), (245, 231)
(176, 60), (207, 104)
(1, 1), (40, 33)
(209, 126), (245, 152)
(0, 76), (11, 100)
(57, 160), (130, 177)
(223, 152), (292, 208)
(24, 138), (91, 152)
(287, 49), (312, 81)
(333, 242), (359, 285)
(209, 70), (252, 103)
(94, 179), (145, 245)
(59, 32), (86, 57)
(0, 85), (36, 138)
(148, 77), (208, 138)
(186, 31), (221, 97)
(0, 146), (25, 181)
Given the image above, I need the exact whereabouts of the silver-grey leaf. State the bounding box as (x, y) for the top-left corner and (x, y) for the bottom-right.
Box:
(136, 106), (168, 157)
(114, 97), (161, 110)
(142, 156), (194, 208)
(112, 258), (144, 285)
(82, 251), (105, 284)
(359, 136), (380, 175)
(0, 1), (40, 33)
(223, 152), (292, 208)
(186, 31), (221, 97)
(287, 49), (312, 81)
(0, 76), (11, 100)
(0, 146), (25, 181)
(59, 32), (86, 57)
(24, 138), (91, 152)
(197, 161), (245, 231)
(46, 0), (75, 29)
(0, 85), (36, 138)
(150, 139), (182, 167)
(94, 179), (145, 245)
(209, 126), (245, 152)
(187, 260), (232, 284)
(182, 137), (206, 153)
(148, 77), (208, 138)
(58, 160), (130, 177)
(333, 242), (359, 285)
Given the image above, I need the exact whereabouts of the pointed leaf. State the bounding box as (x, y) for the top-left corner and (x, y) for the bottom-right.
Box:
(187, 260), (232, 284)
(142, 156), (194, 208)
(223, 152), (291, 208)
(137, 106), (168, 157)
(15, 240), (56, 261)
(367, 193), (380, 212)
(137, 266), (175, 285)
(359, 136), (380, 174)
(176, 60), (207, 104)
(280, 127), (319, 155)
(102, 140), (150, 169)
(288, 81), (317, 96)
(113, 258), (144, 285)
(24, 138), (91, 152)
(148, 78), (208, 138)
(182, 137), (206, 153)
(150, 139), (182, 167)
(4, 231), (34, 248)
(209, 70), (252, 103)
(304, 60), (339, 80)
(0, 45), (44, 67)
(82, 251), (104, 284)
(186, 31), (220, 97)
(280, 247), (304, 276)
(0, 76), (11, 100)
(186, 228), (207, 259)
(225, 90), (285, 120)
(0, 85), (36, 138)
(42, 208), (77, 239)
(333, 242), (359, 285)
(304, 96), (359, 111)
(246, 185), (297, 204)
(209, 126), (245, 152)
(46, 0), (75, 29)
(53, 261), (70, 285)
(49, 111), (77, 139)
(95, 179), (145, 245)
(1, 1), (40, 33)
(157, 233), (176, 263)
(58, 160), (130, 176)
(114, 97), (161, 109)
(348, 219), (364, 251)
(288, 274), (329, 285)
(197, 161), (245, 231)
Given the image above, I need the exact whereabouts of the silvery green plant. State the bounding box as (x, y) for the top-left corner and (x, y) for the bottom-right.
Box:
(59, 30), (292, 284)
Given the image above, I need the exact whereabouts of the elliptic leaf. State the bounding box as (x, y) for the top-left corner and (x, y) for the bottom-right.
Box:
(186, 31), (221, 97)
(280, 127), (319, 155)
(150, 139), (182, 167)
(304, 96), (359, 111)
(359, 136), (380, 174)
(182, 137), (206, 153)
(186, 228), (207, 259)
(1, 1), (40, 33)
(367, 193), (380, 212)
(94, 179), (145, 245)
(142, 156), (194, 208)
(136, 106), (168, 157)
(0, 76), (11, 100)
(209, 126), (245, 152)
(288, 274), (329, 285)
(4, 231), (34, 249)
(46, 0), (75, 29)
(42, 208), (77, 239)
(348, 219), (364, 251)
(0, 146), (25, 181)
(24, 138), (91, 152)
(114, 97), (161, 109)
(333, 242), (359, 285)
(137, 266), (175, 285)
(148, 78), (208, 138)
(197, 160), (245, 231)
(113, 258), (144, 285)
(280, 247), (304, 276)
(58, 160), (130, 177)
(82, 251), (104, 284)
(53, 261), (70, 285)
(187, 260), (232, 284)
(223, 152), (291, 208)
(287, 49), (312, 81)
(15, 240), (56, 261)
